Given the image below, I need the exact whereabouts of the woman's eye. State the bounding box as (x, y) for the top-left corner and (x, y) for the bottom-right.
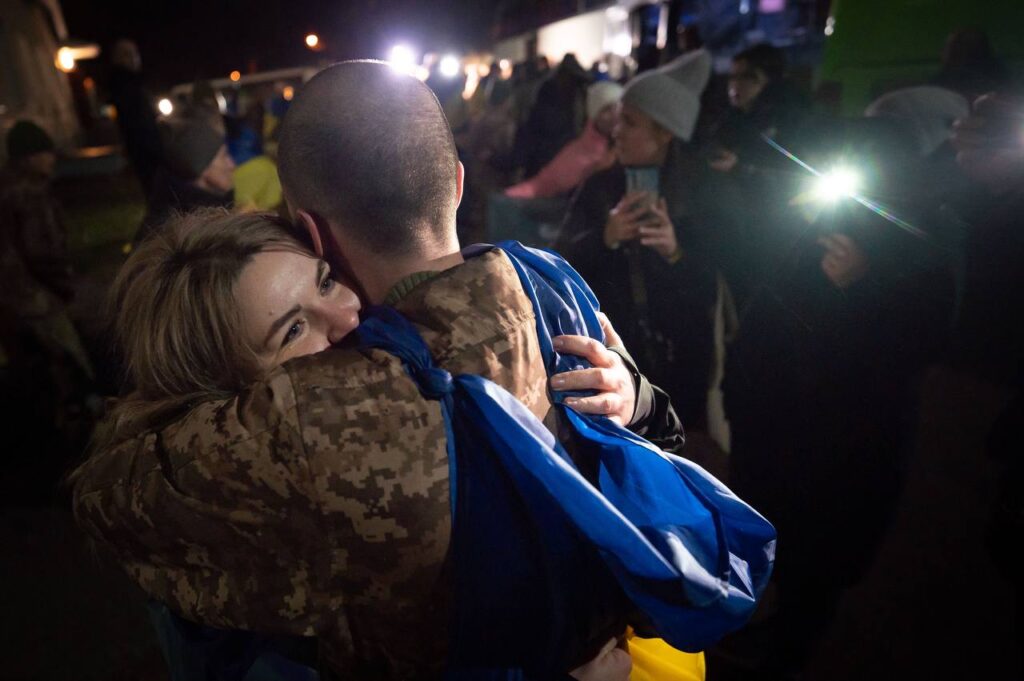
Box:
(320, 277), (334, 294)
(283, 321), (303, 346)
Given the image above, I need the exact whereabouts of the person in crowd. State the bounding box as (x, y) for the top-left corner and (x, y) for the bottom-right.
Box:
(108, 39), (164, 195)
(463, 65), (493, 127)
(515, 53), (591, 177)
(427, 59), (472, 140)
(659, 20), (704, 67)
(949, 96), (1024, 640)
(460, 66), (528, 238)
(865, 85), (970, 159)
(934, 28), (1010, 103)
(72, 61), (771, 680)
(506, 60), (546, 153)
(0, 122), (74, 303)
(182, 79), (225, 136)
(504, 80), (622, 201)
(709, 43), (812, 175)
(864, 84), (973, 225)
(704, 43), (822, 307)
(485, 80), (622, 248)
(717, 118), (954, 680)
(792, 92), (1023, 681)
(557, 51), (719, 433)
(0, 121), (95, 503)
(224, 86), (283, 213)
(135, 118), (234, 242)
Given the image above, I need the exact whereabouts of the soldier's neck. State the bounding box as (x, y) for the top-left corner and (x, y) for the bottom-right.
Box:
(357, 241), (464, 306)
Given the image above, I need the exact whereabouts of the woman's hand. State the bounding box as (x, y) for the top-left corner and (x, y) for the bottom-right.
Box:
(550, 313), (635, 426)
(569, 637), (632, 681)
(638, 198), (680, 261)
(818, 233), (868, 289)
(604, 191), (653, 249)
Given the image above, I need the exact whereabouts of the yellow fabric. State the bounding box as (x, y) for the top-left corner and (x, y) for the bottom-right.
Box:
(628, 634), (705, 681)
(233, 156), (282, 212)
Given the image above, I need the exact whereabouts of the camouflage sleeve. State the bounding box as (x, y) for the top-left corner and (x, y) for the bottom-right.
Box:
(72, 369), (331, 636)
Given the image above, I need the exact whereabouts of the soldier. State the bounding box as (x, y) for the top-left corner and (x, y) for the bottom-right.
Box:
(1, 121), (95, 502)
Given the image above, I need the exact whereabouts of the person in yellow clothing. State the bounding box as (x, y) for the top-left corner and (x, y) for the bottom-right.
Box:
(233, 154), (282, 212)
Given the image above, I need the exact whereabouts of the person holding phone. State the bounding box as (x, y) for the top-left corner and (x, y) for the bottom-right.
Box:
(557, 51), (721, 437)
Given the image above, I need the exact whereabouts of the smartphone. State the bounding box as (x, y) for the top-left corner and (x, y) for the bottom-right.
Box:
(624, 167), (660, 216)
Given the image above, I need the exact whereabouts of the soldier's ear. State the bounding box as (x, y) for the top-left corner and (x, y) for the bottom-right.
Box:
(296, 210), (324, 258)
(455, 161), (465, 209)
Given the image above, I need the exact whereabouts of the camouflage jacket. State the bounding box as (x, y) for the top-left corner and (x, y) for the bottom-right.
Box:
(72, 249), (683, 678)
(0, 167), (74, 302)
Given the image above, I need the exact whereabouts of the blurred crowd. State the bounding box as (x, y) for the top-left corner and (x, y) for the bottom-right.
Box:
(2, 24), (1023, 681)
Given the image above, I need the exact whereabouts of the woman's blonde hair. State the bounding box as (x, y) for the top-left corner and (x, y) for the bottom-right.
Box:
(99, 208), (311, 445)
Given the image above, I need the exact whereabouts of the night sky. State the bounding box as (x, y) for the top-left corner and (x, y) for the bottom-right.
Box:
(60, 0), (499, 90)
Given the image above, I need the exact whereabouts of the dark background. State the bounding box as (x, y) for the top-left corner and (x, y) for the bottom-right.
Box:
(60, 0), (501, 89)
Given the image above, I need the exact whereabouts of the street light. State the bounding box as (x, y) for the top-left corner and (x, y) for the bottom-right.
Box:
(157, 98), (174, 116)
(439, 54), (461, 78)
(305, 33), (319, 49)
(388, 44), (417, 74)
(230, 70), (241, 82)
(55, 47), (76, 72)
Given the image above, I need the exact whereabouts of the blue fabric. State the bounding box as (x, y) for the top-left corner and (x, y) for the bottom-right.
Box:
(495, 241), (776, 639)
(351, 242), (776, 677)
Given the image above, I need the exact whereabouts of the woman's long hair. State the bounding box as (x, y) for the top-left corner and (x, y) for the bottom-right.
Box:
(93, 208), (311, 449)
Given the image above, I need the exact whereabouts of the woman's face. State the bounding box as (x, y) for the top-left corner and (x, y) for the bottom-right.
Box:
(613, 103), (673, 167)
(235, 249), (361, 371)
(728, 58), (768, 112)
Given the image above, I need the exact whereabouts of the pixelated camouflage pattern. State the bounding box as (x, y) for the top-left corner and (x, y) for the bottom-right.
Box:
(72, 250), (553, 678)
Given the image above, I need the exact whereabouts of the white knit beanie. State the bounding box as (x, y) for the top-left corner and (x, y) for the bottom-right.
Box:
(865, 85), (970, 157)
(587, 81), (624, 120)
(622, 69), (701, 141)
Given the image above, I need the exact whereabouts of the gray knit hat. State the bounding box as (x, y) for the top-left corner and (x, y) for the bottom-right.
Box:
(659, 48), (713, 95)
(622, 69), (701, 141)
(160, 119), (224, 180)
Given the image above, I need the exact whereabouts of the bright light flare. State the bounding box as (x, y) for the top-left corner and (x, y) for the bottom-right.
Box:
(813, 167), (862, 202)
(388, 44), (417, 74)
(157, 98), (173, 116)
(56, 48), (76, 72)
(305, 33), (319, 49)
(230, 70), (241, 82)
(282, 85), (295, 101)
(439, 55), (461, 78)
(606, 6), (628, 21)
(611, 33), (633, 57)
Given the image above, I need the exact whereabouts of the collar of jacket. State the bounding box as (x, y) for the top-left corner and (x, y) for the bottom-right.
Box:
(384, 271), (442, 306)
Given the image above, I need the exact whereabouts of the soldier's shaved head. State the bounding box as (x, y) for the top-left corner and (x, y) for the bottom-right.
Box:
(278, 61), (459, 256)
